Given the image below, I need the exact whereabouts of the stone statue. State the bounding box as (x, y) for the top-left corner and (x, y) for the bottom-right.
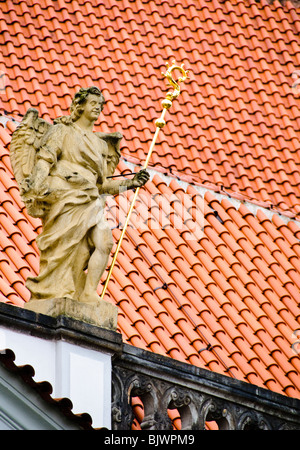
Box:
(10, 86), (149, 308)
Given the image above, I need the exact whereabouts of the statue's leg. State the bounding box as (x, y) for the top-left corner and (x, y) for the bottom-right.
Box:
(79, 223), (113, 303)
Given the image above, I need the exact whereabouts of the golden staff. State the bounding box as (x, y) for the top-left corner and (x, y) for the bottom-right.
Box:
(100, 60), (189, 300)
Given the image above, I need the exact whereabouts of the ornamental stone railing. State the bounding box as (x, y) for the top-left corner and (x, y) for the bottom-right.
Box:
(0, 302), (299, 431)
(112, 344), (300, 430)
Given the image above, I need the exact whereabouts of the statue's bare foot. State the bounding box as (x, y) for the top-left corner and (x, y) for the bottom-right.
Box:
(79, 291), (101, 304)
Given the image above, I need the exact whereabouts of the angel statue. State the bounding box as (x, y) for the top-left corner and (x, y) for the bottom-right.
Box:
(10, 86), (149, 305)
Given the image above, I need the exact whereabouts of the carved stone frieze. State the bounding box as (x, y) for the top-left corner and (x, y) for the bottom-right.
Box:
(112, 344), (300, 430)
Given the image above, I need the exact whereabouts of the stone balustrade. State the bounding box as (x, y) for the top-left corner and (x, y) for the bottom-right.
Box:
(112, 344), (300, 430)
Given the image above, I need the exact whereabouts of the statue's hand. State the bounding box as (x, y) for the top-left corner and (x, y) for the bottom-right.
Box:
(131, 169), (150, 188)
(109, 131), (123, 140)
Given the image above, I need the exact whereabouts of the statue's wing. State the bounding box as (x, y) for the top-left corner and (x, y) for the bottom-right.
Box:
(10, 108), (51, 189)
(96, 131), (123, 177)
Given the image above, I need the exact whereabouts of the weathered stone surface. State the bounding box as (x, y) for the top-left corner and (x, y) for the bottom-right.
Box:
(10, 86), (149, 307)
(112, 343), (300, 430)
(0, 302), (123, 353)
(24, 297), (118, 330)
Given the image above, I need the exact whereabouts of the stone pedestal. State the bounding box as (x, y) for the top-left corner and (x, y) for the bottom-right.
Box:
(24, 297), (118, 331)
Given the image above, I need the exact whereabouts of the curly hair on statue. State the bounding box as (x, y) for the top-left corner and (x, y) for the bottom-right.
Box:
(54, 86), (105, 125)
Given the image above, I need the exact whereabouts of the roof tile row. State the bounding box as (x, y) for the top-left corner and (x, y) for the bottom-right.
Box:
(0, 0), (300, 404)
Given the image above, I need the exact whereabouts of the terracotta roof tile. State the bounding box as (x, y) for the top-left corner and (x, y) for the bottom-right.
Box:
(0, 0), (300, 404)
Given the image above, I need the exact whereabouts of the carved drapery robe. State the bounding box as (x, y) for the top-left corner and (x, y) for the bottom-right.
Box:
(26, 122), (110, 300)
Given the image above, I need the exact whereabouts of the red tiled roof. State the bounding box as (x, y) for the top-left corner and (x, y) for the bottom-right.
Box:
(2, 0), (300, 217)
(1, 0), (300, 402)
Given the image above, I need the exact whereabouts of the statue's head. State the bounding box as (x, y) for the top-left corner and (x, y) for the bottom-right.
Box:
(54, 86), (105, 126)
(70, 86), (105, 122)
